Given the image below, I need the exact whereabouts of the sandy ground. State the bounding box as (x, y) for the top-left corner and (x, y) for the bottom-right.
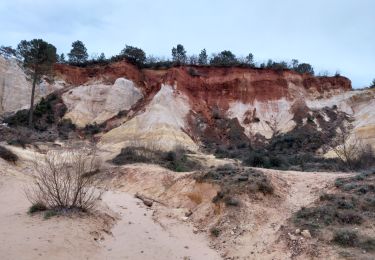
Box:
(0, 152), (351, 260)
(0, 161), (219, 260)
(97, 191), (220, 260)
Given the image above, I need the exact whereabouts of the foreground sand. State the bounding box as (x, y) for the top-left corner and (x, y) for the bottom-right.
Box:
(0, 151), (352, 260)
(0, 167), (219, 260)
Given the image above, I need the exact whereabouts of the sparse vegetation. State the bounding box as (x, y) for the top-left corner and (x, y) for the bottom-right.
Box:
(329, 125), (375, 170)
(25, 147), (102, 212)
(209, 227), (221, 237)
(28, 202), (47, 214)
(196, 165), (274, 206)
(43, 210), (58, 219)
(112, 146), (201, 172)
(294, 168), (375, 251)
(333, 229), (358, 247)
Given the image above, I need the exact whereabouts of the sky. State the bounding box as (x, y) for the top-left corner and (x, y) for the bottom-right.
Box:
(0, 0), (374, 88)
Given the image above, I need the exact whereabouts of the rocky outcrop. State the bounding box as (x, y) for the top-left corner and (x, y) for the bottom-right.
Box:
(0, 56), (65, 115)
(52, 62), (360, 154)
(62, 78), (143, 127)
(4, 58), (369, 155)
(100, 84), (198, 153)
(306, 88), (375, 149)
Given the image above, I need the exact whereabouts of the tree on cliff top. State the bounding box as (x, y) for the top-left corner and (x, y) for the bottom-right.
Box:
(120, 45), (146, 66)
(210, 50), (238, 66)
(294, 63), (314, 75)
(68, 40), (88, 64)
(17, 39), (57, 127)
(198, 49), (208, 65)
(172, 44), (187, 64)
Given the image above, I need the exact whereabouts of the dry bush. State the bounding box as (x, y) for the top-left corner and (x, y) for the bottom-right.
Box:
(26, 147), (102, 212)
(330, 125), (375, 170)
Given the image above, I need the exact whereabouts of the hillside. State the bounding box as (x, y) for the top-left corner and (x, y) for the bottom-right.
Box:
(0, 56), (374, 260)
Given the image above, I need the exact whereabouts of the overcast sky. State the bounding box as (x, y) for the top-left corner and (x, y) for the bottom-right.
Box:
(0, 0), (374, 88)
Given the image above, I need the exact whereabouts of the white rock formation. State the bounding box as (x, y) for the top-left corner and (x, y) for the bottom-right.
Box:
(0, 56), (65, 115)
(306, 89), (375, 149)
(62, 78), (143, 127)
(100, 84), (198, 155)
(227, 99), (296, 139)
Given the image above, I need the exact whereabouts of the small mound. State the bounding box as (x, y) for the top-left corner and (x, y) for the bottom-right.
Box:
(195, 165), (274, 204)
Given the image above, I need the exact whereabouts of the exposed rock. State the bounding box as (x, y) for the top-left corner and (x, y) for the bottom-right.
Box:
(62, 78), (143, 127)
(0, 56), (64, 115)
(301, 229), (312, 239)
(99, 84), (198, 154)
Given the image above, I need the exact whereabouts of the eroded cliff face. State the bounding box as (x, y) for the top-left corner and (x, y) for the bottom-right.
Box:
(3, 58), (372, 156)
(0, 56), (64, 115)
(62, 78), (143, 127)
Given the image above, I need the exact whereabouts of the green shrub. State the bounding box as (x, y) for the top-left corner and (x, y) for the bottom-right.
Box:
(360, 238), (375, 251)
(244, 152), (269, 167)
(209, 227), (220, 237)
(336, 211), (363, 225)
(83, 123), (102, 136)
(28, 202), (47, 214)
(269, 155), (283, 167)
(112, 146), (200, 172)
(224, 196), (240, 206)
(7, 138), (28, 148)
(44, 210), (58, 219)
(333, 229), (358, 247)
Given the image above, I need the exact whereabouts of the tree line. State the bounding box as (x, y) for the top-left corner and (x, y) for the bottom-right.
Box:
(1, 40), (317, 75)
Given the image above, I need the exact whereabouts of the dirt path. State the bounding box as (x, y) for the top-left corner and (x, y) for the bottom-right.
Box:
(97, 191), (220, 260)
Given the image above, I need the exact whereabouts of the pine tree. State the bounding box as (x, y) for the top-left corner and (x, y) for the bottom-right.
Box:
(171, 44), (187, 64)
(120, 45), (146, 66)
(198, 49), (208, 65)
(68, 40), (88, 64)
(17, 39), (56, 127)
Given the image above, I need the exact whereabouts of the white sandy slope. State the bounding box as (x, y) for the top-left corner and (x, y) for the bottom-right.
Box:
(227, 98), (297, 139)
(62, 78), (143, 127)
(0, 56), (64, 115)
(306, 89), (375, 149)
(99, 84), (198, 155)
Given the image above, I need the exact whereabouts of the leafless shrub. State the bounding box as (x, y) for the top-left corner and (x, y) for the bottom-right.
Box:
(330, 125), (375, 170)
(25, 147), (102, 211)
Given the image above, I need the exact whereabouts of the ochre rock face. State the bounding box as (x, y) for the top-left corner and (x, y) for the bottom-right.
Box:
(4, 59), (366, 155)
(52, 62), (355, 153)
